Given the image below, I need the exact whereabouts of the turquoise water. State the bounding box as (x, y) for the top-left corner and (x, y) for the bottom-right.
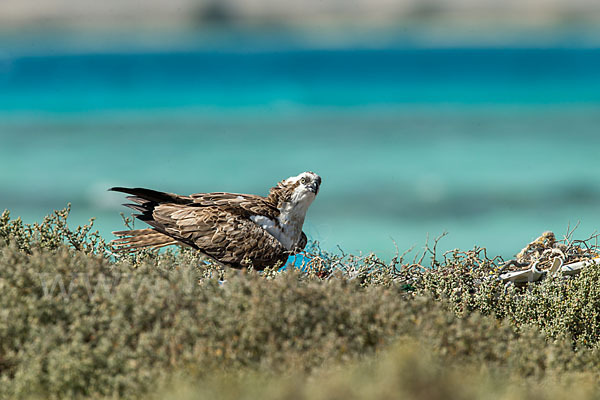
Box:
(1, 40), (600, 259)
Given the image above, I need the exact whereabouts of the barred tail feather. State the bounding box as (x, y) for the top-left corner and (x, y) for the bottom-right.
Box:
(111, 229), (178, 252)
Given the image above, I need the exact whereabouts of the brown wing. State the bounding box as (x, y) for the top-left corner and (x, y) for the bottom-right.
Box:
(109, 187), (279, 221)
(150, 204), (289, 269)
(189, 192), (279, 219)
(109, 187), (290, 269)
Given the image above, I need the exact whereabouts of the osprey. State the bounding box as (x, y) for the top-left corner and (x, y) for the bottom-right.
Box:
(110, 171), (321, 270)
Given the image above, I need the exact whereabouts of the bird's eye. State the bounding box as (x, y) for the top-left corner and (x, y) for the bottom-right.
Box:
(300, 177), (308, 184)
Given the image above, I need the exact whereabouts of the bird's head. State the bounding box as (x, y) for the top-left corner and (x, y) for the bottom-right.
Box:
(285, 171), (321, 197)
(268, 171), (321, 209)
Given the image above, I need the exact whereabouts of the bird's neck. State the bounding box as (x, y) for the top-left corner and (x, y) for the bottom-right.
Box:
(277, 200), (309, 242)
(262, 184), (314, 250)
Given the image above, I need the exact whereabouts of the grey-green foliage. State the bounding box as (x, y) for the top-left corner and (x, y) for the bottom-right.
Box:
(0, 238), (413, 398)
(0, 207), (107, 255)
(1, 207), (600, 399)
(156, 339), (600, 400)
(409, 251), (600, 347)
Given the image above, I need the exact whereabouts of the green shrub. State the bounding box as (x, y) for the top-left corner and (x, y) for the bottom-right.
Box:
(156, 339), (600, 400)
(1, 207), (600, 399)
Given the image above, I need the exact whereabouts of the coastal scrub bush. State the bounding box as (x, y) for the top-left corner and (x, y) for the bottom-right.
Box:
(155, 339), (600, 400)
(1, 207), (600, 399)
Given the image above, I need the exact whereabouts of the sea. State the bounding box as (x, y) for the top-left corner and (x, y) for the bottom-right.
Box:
(1, 30), (600, 261)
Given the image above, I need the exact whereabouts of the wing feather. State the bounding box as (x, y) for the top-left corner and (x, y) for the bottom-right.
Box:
(148, 204), (290, 269)
(109, 187), (300, 269)
(112, 229), (179, 251)
(189, 192), (280, 220)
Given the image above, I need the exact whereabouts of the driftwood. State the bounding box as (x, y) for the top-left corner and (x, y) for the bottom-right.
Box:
(499, 230), (600, 283)
(500, 257), (600, 283)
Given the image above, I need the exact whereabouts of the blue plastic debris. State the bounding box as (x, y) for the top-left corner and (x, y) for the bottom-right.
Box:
(280, 254), (311, 271)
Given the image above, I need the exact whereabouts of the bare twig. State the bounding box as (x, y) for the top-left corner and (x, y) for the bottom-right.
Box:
(563, 221), (581, 245)
(417, 232), (448, 267)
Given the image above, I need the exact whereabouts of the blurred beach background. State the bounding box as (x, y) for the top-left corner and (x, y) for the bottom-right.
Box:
(1, 0), (599, 259)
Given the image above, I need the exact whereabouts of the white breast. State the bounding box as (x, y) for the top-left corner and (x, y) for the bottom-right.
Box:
(250, 215), (297, 250)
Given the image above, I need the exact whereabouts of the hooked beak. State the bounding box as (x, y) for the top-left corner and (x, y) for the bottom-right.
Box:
(308, 181), (319, 194)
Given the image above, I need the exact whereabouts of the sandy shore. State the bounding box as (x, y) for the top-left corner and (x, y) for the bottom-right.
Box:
(1, 0), (600, 29)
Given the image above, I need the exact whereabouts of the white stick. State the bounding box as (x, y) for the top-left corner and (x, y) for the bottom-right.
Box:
(500, 257), (600, 283)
